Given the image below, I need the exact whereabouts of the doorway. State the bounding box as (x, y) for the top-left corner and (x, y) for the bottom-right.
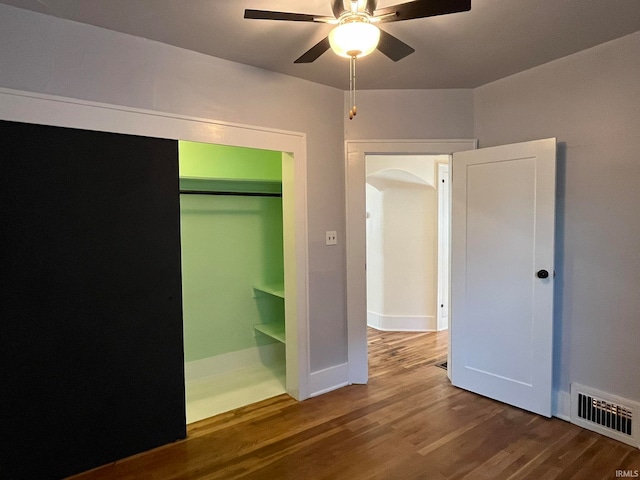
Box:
(345, 140), (477, 384)
(365, 154), (450, 333)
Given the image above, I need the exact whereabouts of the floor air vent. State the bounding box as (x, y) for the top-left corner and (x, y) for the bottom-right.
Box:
(577, 392), (632, 435)
(570, 383), (639, 448)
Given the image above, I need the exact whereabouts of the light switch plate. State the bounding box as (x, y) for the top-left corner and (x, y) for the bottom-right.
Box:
(325, 231), (337, 245)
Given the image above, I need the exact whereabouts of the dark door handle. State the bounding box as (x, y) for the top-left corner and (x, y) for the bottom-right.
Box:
(537, 269), (549, 279)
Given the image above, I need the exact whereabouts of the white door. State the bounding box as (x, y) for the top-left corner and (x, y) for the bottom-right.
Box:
(450, 138), (556, 417)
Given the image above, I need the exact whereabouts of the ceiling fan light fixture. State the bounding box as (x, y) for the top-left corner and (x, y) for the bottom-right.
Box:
(245, 0), (473, 120)
(328, 19), (380, 58)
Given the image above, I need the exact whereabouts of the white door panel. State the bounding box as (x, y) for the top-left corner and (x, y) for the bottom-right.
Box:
(451, 138), (556, 417)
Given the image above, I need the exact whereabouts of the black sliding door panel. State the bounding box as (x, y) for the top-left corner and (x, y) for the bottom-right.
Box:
(0, 120), (185, 479)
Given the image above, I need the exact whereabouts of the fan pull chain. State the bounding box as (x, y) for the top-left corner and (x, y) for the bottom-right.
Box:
(353, 56), (357, 117)
(349, 56), (353, 119)
(349, 55), (358, 120)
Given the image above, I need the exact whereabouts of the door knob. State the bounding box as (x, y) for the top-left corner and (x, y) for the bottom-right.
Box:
(537, 269), (549, 279)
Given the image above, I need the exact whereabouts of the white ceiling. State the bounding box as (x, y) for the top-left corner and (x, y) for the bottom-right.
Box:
(2, 0), (639, 90)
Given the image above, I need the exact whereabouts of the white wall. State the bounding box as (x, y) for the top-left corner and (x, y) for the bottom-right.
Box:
(474, 31), (640, 404)
(0, 4), (345, 373)
(344, 89), (474, 140)
(366, 184), (385, 316)
(370, 180), (435, 323)
(365, 156), (447, 331)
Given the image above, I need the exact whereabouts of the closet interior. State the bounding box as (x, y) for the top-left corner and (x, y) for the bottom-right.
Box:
(179, 141), (287, 424)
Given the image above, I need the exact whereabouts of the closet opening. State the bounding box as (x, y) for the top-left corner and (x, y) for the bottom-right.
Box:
(179, 141), (290, 424)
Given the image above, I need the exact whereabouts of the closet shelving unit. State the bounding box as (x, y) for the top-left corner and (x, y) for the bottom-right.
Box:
(179, 176), (285, 344)
(252, 284), (285, 343)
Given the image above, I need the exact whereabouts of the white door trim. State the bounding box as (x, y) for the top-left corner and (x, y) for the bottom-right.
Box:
(436, 162), (450, 333)
(0, 87), (310, 401)
(345, 139), (477, 384)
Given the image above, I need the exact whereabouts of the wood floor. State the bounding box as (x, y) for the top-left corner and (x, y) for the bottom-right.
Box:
(70, 329), (640, 479)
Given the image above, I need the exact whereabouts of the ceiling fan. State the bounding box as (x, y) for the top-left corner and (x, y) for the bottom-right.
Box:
(244, 0), (471, 63)
(245, 0), (471, 119)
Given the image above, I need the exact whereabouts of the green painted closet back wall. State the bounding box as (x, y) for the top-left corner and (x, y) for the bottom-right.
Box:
(179, 142), (284, 363)
(179, 141), (282, 181)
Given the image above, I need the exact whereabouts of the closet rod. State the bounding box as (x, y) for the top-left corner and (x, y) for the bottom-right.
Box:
(180, 190), (282, 198)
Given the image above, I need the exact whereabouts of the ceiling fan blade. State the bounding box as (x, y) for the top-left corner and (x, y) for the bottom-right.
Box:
(364, 0), (378, 16)
(244, 9), (321, 22)
(331, 0), (346, 18)
(374, 0), (471, 23)
(377, 29), (415, 61)
(294, 37), (331, 63)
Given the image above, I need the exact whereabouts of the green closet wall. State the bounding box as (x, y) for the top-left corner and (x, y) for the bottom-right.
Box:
(179, 142), (282, 180)
(179, 141), (284, 363)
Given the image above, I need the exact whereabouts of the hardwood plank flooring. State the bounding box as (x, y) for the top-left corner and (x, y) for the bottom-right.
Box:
(70, 329), (639, 479)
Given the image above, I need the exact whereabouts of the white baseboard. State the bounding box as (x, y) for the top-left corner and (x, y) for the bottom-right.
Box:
(436, 315), (449, 332)
(553, 389), (571, 421)
(367, 311), (436, 332)
(309, 363), (349, 397)
(185, 343), (285, 383)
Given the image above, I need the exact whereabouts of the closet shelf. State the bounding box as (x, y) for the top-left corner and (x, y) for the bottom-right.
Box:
(179, 177), (282, 196)
(254, 323), (285, 343)
(253, 284), (285, 299)
(252, 283), (285, 343)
